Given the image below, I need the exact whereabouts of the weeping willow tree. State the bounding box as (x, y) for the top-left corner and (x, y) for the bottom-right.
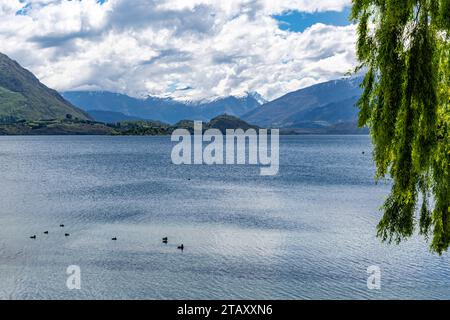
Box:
(351, 0), (450, 254)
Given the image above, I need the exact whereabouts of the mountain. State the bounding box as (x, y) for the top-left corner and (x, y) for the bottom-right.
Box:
(0, 53), (90, 121)
(242, 77), (363, 129)
(61, 91), (262, 124)
(195, 94), (264, 120)
(87, 110), (143, 123)
(0, 52), (366, 134)
(63, 77), (366, 133)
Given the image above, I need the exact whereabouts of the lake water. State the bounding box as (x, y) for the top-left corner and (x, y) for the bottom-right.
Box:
(0, 135), (449, 300)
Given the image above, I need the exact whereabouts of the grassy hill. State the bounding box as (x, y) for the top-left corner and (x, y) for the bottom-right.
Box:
(0, 53), (91, 121)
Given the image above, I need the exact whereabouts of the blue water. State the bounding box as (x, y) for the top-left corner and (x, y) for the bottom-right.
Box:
(0, 135), (449, 299)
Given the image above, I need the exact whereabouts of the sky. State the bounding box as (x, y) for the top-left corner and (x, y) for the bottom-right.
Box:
(0, 0), (356, 101)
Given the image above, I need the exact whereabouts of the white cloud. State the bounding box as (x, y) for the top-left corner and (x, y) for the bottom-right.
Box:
(0, 0), (356, 101)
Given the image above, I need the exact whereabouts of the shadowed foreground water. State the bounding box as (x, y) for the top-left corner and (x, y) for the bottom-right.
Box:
(0, 135), (449, 299)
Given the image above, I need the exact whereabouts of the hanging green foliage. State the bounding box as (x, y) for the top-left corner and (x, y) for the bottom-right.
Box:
(351, 0), (450, 254)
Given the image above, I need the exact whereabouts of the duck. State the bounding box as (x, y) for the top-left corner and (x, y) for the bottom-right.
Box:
(65, 233), (70, 237)
(30, 235), (36, 239)
(112, 237), (117, 241)
(162, 237), (168, 242)
(44, 231), (49, 234)
(177, 244), (184, 250)
(60, 224), (65, 228)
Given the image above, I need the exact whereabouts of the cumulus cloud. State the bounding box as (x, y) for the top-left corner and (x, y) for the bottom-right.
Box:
(0, 0), (356, 101)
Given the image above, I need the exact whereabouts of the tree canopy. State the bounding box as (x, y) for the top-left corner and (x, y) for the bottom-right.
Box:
(351, 0), (450, 254)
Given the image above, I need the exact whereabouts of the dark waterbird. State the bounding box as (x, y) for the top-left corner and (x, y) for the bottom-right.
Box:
(60, 224), (65, 227)
(65, 233), (70, 237)
(44, 231), (49, 234)
(112, 237), (117, 241)
(162, 237), (168, 243)
(177, 244), (184, 251)
(30, 235), (36, 239)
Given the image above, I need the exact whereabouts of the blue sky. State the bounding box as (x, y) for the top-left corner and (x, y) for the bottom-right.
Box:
(274, 7), (352, 32)
(1, 0), (356, 101)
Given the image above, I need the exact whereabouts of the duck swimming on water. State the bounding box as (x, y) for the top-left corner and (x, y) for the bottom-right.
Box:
(177, 244), (184, 250)
(30, 235), (36, 239)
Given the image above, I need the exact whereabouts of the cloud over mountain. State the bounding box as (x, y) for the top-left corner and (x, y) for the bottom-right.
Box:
(0, 0), (356, 101)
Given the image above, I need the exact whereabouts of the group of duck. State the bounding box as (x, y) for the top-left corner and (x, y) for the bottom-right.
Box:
(29, 226), (184, 251)
(30, 224), (69, 239)
(163, 237), (184, 251)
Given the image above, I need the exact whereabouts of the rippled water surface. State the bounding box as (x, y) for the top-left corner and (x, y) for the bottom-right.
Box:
(0, 135), (449, 299)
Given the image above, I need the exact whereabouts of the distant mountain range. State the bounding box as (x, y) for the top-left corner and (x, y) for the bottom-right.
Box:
(0, 53), (90, 121)
(61, 91), (264, 124)
(63, 77), (365, 133)
(242, 77), (363, 130)
(0, 51), (367, 134)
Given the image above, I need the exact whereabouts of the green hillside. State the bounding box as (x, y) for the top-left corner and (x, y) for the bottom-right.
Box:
(0, 53), (91, 121)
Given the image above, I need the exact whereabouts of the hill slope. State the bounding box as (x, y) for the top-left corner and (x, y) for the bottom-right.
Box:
(0, 53), (90, 121)
(87, 110), (144, 123)
(242, 77), (363, 129)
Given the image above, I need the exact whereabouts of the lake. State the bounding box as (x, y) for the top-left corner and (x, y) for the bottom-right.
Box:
(0, 135), (449, 299)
